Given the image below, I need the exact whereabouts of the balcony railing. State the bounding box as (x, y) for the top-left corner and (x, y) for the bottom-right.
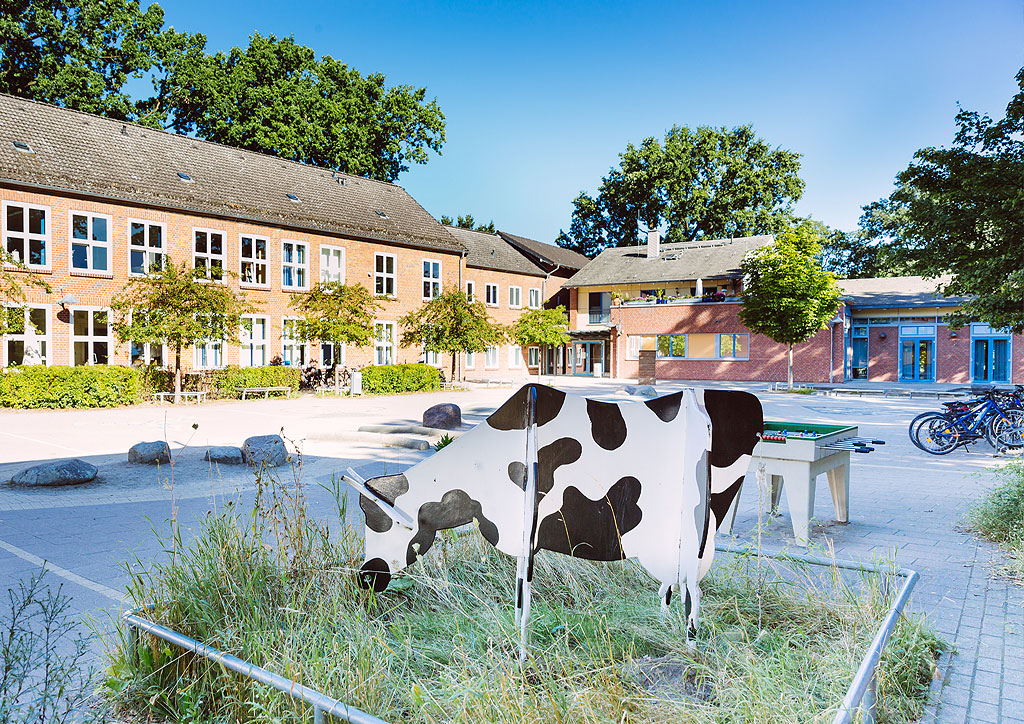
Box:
(588, 310), (611, 325)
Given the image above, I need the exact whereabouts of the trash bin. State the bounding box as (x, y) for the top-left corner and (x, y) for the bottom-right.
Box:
(350, 370), (362, 396)
(592, 362), (603, 378)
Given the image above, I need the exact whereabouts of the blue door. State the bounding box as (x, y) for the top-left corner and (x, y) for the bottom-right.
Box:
(973, 338), (1010, 383)
(900, 339), (934, 381)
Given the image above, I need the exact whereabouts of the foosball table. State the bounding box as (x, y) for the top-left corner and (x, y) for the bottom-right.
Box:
(723, 421), (884, 546)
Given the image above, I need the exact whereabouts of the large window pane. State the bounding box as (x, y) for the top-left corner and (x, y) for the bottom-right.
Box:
(688, 334), (716, 359)
(73, 310), (88, 336)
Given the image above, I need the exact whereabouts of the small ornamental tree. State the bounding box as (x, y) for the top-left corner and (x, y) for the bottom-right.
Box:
(110, 261), (257, 402)
(508, 306), (570, 378)
(289, 282), (384, 388)
(398, 288), (506, 382)
(1, 250), (51, 337)
(740, 228), (842, 390)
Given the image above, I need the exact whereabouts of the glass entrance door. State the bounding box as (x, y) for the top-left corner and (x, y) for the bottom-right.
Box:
(973, 338), (1010, 383)
(571, 341), (605, 376)
(900, 339), (934, 381)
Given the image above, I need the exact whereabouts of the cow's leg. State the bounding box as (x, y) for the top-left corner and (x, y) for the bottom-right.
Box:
(683, 588), (697, 649)
(658, 582), (672, 615)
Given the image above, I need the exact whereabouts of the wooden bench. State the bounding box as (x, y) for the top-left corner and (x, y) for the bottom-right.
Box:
(240, 386), (293, 400)
(153, 391), (207, 404)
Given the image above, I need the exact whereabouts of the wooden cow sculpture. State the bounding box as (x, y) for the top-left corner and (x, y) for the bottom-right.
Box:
(349, 384), (762, 656)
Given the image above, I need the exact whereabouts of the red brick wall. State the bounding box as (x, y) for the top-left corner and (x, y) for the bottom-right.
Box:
(866, 326), (898, 381)
(937, 326), (971, 384)
(463, 265), (547, 378)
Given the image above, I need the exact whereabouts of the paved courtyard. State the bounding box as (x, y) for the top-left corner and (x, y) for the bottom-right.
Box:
(1, 380), (1021, 722)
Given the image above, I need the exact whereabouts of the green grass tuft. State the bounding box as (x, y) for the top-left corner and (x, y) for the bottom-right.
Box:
(968, 459), (1024, 582)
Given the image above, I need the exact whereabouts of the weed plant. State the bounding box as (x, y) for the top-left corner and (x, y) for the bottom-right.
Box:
(106, 471), (942, 724)
(969, 459), (1024, 581)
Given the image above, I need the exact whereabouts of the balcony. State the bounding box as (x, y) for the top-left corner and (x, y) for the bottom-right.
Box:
(588, 310), (611, 325)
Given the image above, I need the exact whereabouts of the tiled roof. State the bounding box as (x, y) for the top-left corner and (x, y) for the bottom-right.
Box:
(562, 235), (773, 288)
(444, 226), (545, 276)
(497, 230), (590, 271)
(839, 275), (962, 308)
(0, 94), (462, 253)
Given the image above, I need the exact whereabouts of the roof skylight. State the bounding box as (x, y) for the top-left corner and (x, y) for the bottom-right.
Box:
(286, 193), (300, 202)
(177, 172), (194, 183)
(375, 210), (389, 219)
(12, 141), (32, 153)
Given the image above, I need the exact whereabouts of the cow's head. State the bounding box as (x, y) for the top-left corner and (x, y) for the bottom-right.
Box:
(355, 473), (416, 593)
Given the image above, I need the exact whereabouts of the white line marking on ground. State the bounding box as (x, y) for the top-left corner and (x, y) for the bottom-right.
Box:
(0, 538), (124, 602)
(0, 429), (87, 454)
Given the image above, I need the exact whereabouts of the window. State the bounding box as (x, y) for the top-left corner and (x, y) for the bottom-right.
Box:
(129, 220), (165, 275)
(465, 351), (475, 369)
(657, 334), (687, 358)
(71, 309), (111, 365)
(281, 318), (309, 366)
(528, 346), (540, 367)
(320, 245), (345, 283)
(282, 240), (309, 290)
(4, 202), (49, 269)
(374, 322), (395, 365)
(485, 283), (499, 307)
(240, 315), (268, 366)
(485, 346), (499, 369)
(375, 253), (396, 296)
(528, 288), (542, 309)
(509, 345), (522, 368)
(422, 259), (442, 299)
(655, 333), (749, 359)
(718, 334), (749, 359)
(240, 235), (269, 287)
(321, 342), (345, 367)
(509, 286), (522, 309)
(588, 292), (611, 324)
(193, 228), (225, 281)
(627, 335), (654, 360)
(425, 349), (441, 366)
(195, 339), (223, 369)
(466, 281), (476, 302)
(3, 305), (49, 366)
(131, 342), (165, 367)
(70, 211), (111, 273)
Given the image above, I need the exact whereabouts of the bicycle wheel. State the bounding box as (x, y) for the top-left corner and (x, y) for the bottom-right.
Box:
(914, 413), (962, 455)
(909, 412), (941, 450)
(990, 408), (1024, 450)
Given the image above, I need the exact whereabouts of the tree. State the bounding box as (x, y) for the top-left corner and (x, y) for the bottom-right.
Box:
(439, 214), (496, 234)
(1, 250), (50, 337)
(110, 261), (256, 401)
(556, 125), (804, 256)
(862, 66), (1024, 332)
(398, 288), (506, 381)
(739, 228), (842, 389)
(289, 282), (384, 388)
(507, 306), (570, 377)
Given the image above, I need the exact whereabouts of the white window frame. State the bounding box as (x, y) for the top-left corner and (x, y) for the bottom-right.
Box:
(3, 201), (51, 270)
(319, 244), (346, 283)
(509, 286), (522, 309)
(239, 315), (269, 367)
(2, 304), (51, 367)
(240, 234), (270, 288)
(281, 317), (310, 367)
(69, 307), (113, 366)
(374, 253), (396, 296)
(485, 345), (499, 369)
(424, 348), (441, 366)
(131, 341), (167, 367)
(194, 339), (224, 369)
(193, 227), (226, 282)
(321, 341), (345, 367)
(422, 258), (442, 300)
(282, 240), (310, 291)
(528, 288), (542, 309)
(128, 219), (166, 276)
(509, 345), (522, 368)
(374, 321), (396, 365)
(528, 346), (540, 368)
(69, 210), (112, 274)
(465, 350), (475, 369)
(466, 280), (476, 302)
(485, 283), (499, 307)
(626, 335), (643, 360)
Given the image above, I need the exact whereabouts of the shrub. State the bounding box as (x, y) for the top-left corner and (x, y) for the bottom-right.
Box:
(0, 365), (141, 408)
(968, 460), (1024, 580)
(206, 366), (301, 399)
(360, 363), (440, 395)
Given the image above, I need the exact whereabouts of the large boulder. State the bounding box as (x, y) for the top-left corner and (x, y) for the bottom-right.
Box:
(12, 459), (98, 486)
(242, 435), (289, 468)
(128, 441), (171, 465)
(623, 384), (658, 398)
(204, 446), (244, 465)
(423, 403), (462, 430)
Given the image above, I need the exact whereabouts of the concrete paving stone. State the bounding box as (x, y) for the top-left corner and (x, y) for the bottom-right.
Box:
(1004, 684), (1024, 702)
(939, 687), (972, 707)
(972, 670), (1003, 690)
(967, 701), (1001, 722)
(936, 704), (969, 724)
(975, 657), (1003, 673)
(970, 685), (1001, 704)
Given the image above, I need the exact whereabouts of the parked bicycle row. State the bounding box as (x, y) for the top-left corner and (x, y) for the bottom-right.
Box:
(909, 385), (1024, 455)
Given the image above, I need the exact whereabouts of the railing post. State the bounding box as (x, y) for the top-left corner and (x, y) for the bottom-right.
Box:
(861, 672), (877, 724)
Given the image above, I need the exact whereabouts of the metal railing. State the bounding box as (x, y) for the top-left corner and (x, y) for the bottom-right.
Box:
(588, 310), (610, 324)
(123, 544), (919, 724)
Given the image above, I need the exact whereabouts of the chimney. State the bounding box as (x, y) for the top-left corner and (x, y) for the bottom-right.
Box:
(646, 229), (660, 259)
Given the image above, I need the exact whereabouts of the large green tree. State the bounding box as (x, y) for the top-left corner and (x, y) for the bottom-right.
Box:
(556, 125), (804, 256)
(507, 306), (569, 378)
(398, 288), (506, 381)
(1, 251), (50, 337)
(739, 227), (842, 389)
(860, 66), (1024, 331)
(110, 260), (256, 401)
(439, 214), (496, 234)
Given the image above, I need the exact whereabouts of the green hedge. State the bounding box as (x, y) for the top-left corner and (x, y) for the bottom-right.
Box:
(0, 365), (141, 408)
(360, 363), (440, 395)
(207, 366), (301, 399)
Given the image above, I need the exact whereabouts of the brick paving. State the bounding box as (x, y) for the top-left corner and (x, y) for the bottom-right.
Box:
(1, 382), (1022, 720)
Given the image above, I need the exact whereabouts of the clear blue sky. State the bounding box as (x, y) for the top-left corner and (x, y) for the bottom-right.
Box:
(155, 0), (1024, 243)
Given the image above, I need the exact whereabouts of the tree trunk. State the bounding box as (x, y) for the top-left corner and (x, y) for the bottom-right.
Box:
(451, 352), (457, 384)
(334, 361), (340, 393)
(787, 344), (794, 391)
(174, 345), (182, 405)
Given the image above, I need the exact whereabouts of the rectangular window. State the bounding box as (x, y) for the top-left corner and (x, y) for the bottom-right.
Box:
(375, 253), (396, 296)
(281, 318), (309, 366)
(656, 334), (687, 358)
(3, 305), (49, 366)
(319, 245), (345, 283)
(194, 340), (223, 369)
(131, 342), (165, 367)
(422, 259), (442, 299)
(70, 211), (111, 273)
(466, 281), (476, 302)
(425, 349), (441, 366)
(528, 346), (540, 367)
(588, 292), (611, 325)
(3, 202), (49, 269)
(321, 342), (345, 367)
(528, 288), (542, 309)
(240, 235), (269, 287)
(129, 220), (165, 276)
(718, 333), (749, 359)
(509, 345), (522, 368)
(282, 240), (309, 290)
(374, 322), (395, 365)
(240, 315), (268, 366)
(485, 346), (499, 369)
(627, 335), (652, 360)
(485, 283), (499, 307)
(193, 228), (225, 281)
(71, 309), (110, 365)
(465, 351), (475, 369)
(509, 286), (522, 309)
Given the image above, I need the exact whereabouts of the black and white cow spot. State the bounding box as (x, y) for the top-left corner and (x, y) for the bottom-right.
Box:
(538, 437), (583, 495)
(703, 390), (762, 469)
(359, 473), (410, 533)
(406, 489), (500, 565)
(586, 399), (628, 450)
(644, 391), (683, 423)
(487, 384), (567, 431)
(507, 461), (527, 490)
(536, 475), (643, 560)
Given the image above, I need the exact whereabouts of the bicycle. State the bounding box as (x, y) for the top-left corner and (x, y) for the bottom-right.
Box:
(910, 387), (1024, 455)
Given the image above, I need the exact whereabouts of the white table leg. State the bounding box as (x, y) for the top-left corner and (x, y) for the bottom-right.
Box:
(770, 474), (784, 514)
(782, 464), (815, 547)
(826, 460), (851, 523)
